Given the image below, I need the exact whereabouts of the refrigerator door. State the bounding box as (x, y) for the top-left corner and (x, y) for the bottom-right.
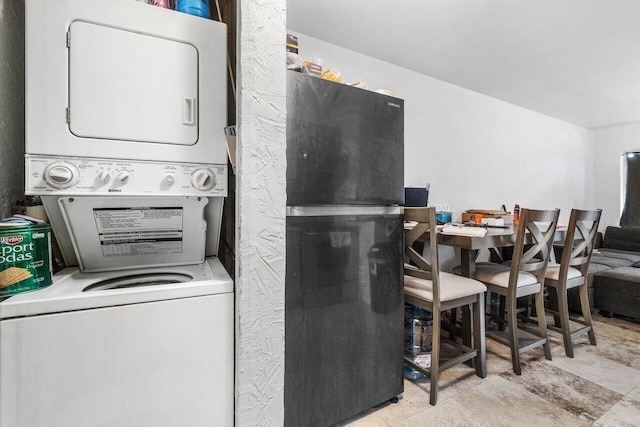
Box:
(285, 207), (404, 427)
(287, 71), (404, 206)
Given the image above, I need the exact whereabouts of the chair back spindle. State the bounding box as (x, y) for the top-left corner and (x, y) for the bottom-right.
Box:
(509, 208), (561, 288)
(560, 209), (602, 280)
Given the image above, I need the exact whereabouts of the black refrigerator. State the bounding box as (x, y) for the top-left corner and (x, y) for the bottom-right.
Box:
(285, 71), (404, 426)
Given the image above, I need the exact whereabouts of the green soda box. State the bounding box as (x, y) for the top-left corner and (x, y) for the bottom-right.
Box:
(0, 223), (53, 297)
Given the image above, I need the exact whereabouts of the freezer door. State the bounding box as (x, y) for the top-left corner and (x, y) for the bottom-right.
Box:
(285, 212), (404, 426)
(287, 71), (404, 206)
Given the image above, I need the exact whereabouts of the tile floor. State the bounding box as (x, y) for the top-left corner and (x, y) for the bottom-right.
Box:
(336, 313), (640, 426)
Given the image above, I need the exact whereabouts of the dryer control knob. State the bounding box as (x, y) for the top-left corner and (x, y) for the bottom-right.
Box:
(164, 173), (176, 185)
(191, 169), (216, 191)
(116, 171), (130, 184)
(44, 163), (79, 189)
(98, 170), (113, 183)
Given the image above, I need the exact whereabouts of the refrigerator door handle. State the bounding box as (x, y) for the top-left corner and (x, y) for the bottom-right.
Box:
(286, 206), (403, 217)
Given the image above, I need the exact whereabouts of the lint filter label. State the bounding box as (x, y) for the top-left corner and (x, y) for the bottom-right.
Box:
(93, 208), (184, 257)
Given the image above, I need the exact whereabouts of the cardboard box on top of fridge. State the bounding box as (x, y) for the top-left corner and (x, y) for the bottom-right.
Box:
(462, 210), (514, 225)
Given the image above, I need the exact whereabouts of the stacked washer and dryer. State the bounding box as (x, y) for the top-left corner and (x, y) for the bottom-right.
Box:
(0, 1), (234, 426)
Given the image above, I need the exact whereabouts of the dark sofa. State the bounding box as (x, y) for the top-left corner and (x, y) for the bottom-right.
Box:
(579, 226), (640, 319)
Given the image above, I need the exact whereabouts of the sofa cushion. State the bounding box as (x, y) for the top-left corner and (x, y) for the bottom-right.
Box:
(594, 248), (640, 264)
(603, 226), (640, 252)
(587, 262), (613, 278)
(595, 266), (640, 282)
(590, 255), (636, 269)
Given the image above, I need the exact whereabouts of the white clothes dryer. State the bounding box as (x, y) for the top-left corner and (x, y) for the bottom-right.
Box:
(0, 258), (234, 427)
(25, 0), (227, 165)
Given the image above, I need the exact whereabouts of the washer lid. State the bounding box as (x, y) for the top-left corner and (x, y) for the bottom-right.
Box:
(0, 257), (233, 318)
(83, 272), (193, 291)
(58, 196), (208, 272)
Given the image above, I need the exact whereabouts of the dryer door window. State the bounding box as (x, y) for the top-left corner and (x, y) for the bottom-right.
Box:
(68, 20), (199, 146)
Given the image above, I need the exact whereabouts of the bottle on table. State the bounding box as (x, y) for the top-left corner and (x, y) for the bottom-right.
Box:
(514, 204), (521, 225)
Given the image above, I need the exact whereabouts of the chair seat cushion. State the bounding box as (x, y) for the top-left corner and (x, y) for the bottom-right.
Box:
(544, 263), (583, 281)
(454, 262), (539, 289)
(404, 272), (486, 302)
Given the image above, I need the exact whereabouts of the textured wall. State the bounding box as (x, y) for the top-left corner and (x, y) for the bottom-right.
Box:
(236, 0), (286, 425)
(0, 0), (25, 218)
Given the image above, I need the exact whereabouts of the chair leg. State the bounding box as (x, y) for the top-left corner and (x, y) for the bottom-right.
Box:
(498, 294), (506, 331)
(556, 287), (574, 358)
(524, 294), (533, 319)
(448, 308), (458, 341)
(461, 306), (473, 360)
(535, 290), (552, 361)
(547, 286), (561, 327)
(507, 295), (521, 375)
(579, 284), (597, 346)
(473, 294), (487, 378)
(430, 308), (441, 406)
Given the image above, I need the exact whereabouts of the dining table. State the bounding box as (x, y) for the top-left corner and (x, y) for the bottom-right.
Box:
(429, 224), (567, 277)
(437, 225), (522, 277)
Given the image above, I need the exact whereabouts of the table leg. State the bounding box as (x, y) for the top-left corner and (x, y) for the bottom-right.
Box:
(459, 249), (476, 364)
(460, 249), (476, 278)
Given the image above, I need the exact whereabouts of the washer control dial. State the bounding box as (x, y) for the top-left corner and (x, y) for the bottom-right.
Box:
(98, 170), (113, 183)
(116, 171), (131, 184)
(43, 162), (79, 189)
(191, 168), (216, 191)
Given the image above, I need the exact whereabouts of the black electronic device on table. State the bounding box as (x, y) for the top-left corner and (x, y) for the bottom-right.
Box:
(404, 187), (429, 207)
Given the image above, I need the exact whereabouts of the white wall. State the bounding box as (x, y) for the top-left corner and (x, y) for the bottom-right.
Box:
(593, 122), (640, 230)
(290, 33), (596, 232)
(0, 0), (25, 218)
(236, 1), (286, 425)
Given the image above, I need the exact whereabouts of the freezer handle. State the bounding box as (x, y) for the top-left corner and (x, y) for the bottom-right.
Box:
(286, 206), (403, 217)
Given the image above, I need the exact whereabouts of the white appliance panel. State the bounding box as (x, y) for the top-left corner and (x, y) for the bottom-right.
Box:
(0, 293), (234, 427)
(25, 155), (228, 197)
(69, 21), (199, 145)
(25, 0), (227, 164)
(41, 195), (223, 269)
(57, 196), (208, 272)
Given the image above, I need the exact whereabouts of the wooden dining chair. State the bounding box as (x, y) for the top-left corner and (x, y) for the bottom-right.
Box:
(403, 207), (486, 405)
(544, 209), (601, 357)
(463, 208), (560, 375)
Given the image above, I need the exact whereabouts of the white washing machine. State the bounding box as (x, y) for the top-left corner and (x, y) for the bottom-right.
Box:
(2, 161), (234, 426)
(0, 258), (233, 427)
